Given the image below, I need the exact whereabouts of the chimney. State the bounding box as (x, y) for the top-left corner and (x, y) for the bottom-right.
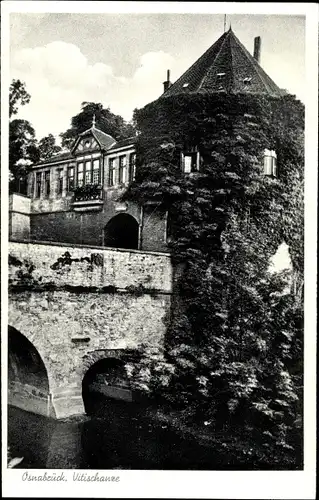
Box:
(163, 69), (172, 93)
(253, 36), (261, 64)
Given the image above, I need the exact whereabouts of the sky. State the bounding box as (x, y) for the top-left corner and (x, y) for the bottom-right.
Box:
(9, 13), (305, 141)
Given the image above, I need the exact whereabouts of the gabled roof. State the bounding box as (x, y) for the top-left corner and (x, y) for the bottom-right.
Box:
(71, 125), (116, 153)
(162, 27), (284, 98)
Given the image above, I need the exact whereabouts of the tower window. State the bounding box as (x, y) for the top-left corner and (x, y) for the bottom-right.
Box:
(182, 151), (199, 173)
(263, 149), (277, 177)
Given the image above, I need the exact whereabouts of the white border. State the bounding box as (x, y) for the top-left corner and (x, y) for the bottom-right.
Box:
(1, 2), (317, 499)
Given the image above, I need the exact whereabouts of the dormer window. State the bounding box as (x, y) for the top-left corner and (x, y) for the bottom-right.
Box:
(217, 73), (226, 90)
(263, 149), (277, 177)
(182, 151), (200, 173)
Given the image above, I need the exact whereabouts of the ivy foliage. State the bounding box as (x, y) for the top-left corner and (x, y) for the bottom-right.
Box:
(125, 91), (304, 466)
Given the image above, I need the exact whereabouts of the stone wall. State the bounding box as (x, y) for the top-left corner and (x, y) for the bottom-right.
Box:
(30, 198), (141, 246)
(8, 241), (173, 418)
(29, 187), (168, 251)
(9, 194), (30, 240)
(9, 240), (172, 292)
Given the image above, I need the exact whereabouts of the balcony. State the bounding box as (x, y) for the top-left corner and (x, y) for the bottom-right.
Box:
(71, 184), (104, 212)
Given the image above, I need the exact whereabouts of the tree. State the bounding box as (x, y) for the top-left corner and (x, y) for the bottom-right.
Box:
(38, 134), (62, 161)
(9, 119), (39, 194)
(60, 102), (136, 150)
(9, 79), (31, 118)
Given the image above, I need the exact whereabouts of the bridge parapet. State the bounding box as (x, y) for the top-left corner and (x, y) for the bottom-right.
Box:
(9, 240), (173, 294)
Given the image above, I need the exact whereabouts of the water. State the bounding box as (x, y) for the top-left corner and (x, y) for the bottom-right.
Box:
(8, 398), (222, 470)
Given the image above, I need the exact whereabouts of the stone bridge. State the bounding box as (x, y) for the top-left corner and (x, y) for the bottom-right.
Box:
(8, 240), (173, 419)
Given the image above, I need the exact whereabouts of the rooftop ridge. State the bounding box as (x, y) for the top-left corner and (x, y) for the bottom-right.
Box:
(160, 28), (283, 98)
(198, 30), (229, 91)
(163, 31), (228, 94)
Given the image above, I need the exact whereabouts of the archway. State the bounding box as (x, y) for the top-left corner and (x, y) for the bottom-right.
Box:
(81, 357), (150, 468)
(104, 214), (139, 250)
(8, 327), (54, 462)
(82, 357), (133, 416)
(8, 326), (50, 396)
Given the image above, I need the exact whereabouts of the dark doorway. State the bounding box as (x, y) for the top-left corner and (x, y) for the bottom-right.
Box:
(104, 214), (139, 250)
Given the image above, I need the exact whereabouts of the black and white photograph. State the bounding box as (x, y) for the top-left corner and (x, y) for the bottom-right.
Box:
(1, 2), (317, 499)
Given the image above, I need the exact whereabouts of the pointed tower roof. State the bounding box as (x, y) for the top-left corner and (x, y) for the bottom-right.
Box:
(162, 28), (284, 98)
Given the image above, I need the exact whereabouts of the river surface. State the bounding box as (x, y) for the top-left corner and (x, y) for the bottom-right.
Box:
(8, 399), (222, 470)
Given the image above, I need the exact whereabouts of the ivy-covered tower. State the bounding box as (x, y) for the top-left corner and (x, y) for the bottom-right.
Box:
(127, 27), (304, 463)
(129, 26), (304, 290)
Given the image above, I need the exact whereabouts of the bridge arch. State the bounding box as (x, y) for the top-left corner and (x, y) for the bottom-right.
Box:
(103, 213), (139, 250)
(81, 351), (133, 415)
(8, 326), (55, 417)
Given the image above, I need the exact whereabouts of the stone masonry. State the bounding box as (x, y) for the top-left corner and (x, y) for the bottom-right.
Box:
(8, 241), (173, 418)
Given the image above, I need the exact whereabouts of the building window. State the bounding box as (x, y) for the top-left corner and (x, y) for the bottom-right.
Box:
(182, 151), (199, 173)
(35, 172), (42, 198)
(119, 155), (127, 184)
(77, 162), (84, 187)
(92, 159), (100, 184)
(263, 149), (277, 177)
(84, 160), (92, 184)
(44, 171), (50, 197)
(129, 153), (136, 182)
(108, 158), (116, 186)
(57, 168), (63, 195)
(67, 166), (75, 191)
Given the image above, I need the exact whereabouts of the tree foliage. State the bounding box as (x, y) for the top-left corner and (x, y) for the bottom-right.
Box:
(9, 79), (31, 118)
(9, 119), (40, 194)
(38, 134), (62, 161)
(60, 102), (136, 149)
(126, 92), (304, 467)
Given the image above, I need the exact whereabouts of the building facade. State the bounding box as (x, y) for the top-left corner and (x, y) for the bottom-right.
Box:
(22, 125), (168, 252)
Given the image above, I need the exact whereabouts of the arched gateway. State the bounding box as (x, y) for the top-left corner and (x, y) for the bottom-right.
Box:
(104, 214), (139, 250)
